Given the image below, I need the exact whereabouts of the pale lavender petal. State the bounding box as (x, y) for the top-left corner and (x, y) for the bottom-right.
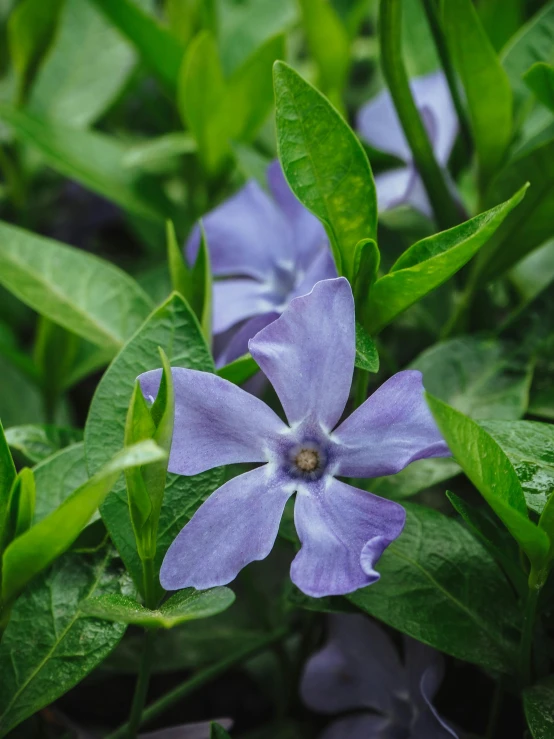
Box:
(160, 466), (294, 590)
(375, 168), (414, 212)
(249, 278), (355, 429)
(334, 371), (450, 478)
(411, 72), (458, 166)
(357, 89), (411, 161)
(212, 278), (277, 334)
(404, 638), (444, 703)
(404, 172), (433, 218)
(140, 720), (233, 739)
(215, 312), (280, 368)
(138, 368), (287, 475)
(411, 668), (458, 739)
(301, 614), (405, 715)
(291, 477), (406, 597)
(290, 249), (338, 300)
(186, 181), (293, 281)
(320, 714), (391, 739)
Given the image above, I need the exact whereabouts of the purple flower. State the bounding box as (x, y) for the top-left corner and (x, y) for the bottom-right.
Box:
(357, 71), (458, 217)
(186, 161), (337, 365)
(139, 278), (449, 598)
(301, 614), (458, 739)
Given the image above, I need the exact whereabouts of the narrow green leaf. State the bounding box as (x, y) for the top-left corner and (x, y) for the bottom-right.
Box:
(0, 422), (16, 549)
(5, 468), (35, 546)
(442, 0), (513, 187)
(538, 492), (554, 561)
(1, 440), (165, 605)
(167, 220), (193, 302)
(81, 587), (235, 629)
(5, 424), (82, 465)
(354, 323), (379, 373)
(193, 225), (213, 343)
(33, 443), (88, 523)
(524, 62), (554, 112)
(273, 60), (377, 280)
(364, 186), (527, 333)
(524, 675), (554, 738)
(123, 133), (196, 169)
(353, 237), (380, 309)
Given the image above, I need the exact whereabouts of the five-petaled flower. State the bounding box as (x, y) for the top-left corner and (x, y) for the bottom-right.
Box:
(357, 71), (458, 218)
(139, 278), (449, 598)
(301, 614), (458, 738)
(186, 161), (336, 365)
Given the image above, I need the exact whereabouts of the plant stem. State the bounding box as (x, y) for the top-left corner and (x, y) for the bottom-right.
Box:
(142, 557), (158, 611)
(107, 627), (288, 739)
(127, 629), (156, 739)
(353, 368), (370, 410)
(519, 579), (541, 687)
(379, 0), (460, 231)
(485, 681), (503, 739)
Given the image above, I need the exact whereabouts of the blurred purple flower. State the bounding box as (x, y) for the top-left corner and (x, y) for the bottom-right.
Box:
(301, 614), (458, 739)
(139, 278), (449, 598)
(357, 71), (458, 217)
(186, 161), (337, 365)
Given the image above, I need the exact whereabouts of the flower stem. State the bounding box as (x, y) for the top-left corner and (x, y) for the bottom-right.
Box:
(127, 629), (156, 739)
(379, 0), (460, 231)
(485, 681), (503, 739)
(353, 368), (370, 411)
(142, 557), (158, 611)
(519, 576), (541, 687)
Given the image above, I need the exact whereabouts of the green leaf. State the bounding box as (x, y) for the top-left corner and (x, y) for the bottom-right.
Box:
(370, 457), (461, 500)
(217, 353), (259, 385)
(480, 420), (554, 514)
(123, 133), (196, 170)
(538, 492), (554, 563)
(4, 468), (35, 547)
(0, 422), (16, 550)
(82, 587), (235, 628)
(524, 675), (554, 739)
(5, 424), (82, 465)
(26, 0), (138, 128)
(33, 442), (88, 523)
(354, 323), (379, 373)
(0, 220), (153, 351)
(349, 504), (518, 673)
(476, 0), (523, 52)
(1, 440), (165, 606)
(193, 225), (213, 343)
(442, 0), (513, 187)
(167, 219), (193, 304)
(211, 724), (232, 739)
(524, 62), (554, 112)
(411, 336), (533, 420)
(426, 393), (550, 567)
(0, 355), (44, 428)
(273, 60), (376, 280)
(0, 106), (173, 221)
(0, 550), (131, 738)
(363, 186), (527, 333)
(84, 293), (222, 596)
(90, 0), (185, 90)
(353, 237), (380, 317)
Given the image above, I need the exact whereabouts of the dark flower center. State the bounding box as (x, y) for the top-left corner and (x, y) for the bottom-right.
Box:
(295, 448), (320, 472)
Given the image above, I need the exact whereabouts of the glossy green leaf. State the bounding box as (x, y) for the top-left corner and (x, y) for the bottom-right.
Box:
(217, 353), (259, 385)
(273, 60), (376, 280)
(363, 186), (527, 333)
(32, 442), (88, 523)
(0, 550), (131, 738)
(538, 491), (554, 561)
(0, 422), (16, 548)
(5, 424), (82, 465)
(4, 468), (35, 546)
(85, 293), (222, 596)
(353, 237), (380, 311)
(370, 457), (461, 500)
(90, 0), (184, 90)
(480, 421), (554, 514)
(524, 675), (554, 739)
(442, 0), (512, 186)
(524, 62), (554, 112)
(193, 226), (212, 343)
(82, 587), (235, 629)
(0, 220), (153, 351)
(0, 106), (173, 221)
(1, 440), (165, 605)
(349, 504), (518, 673)
(354, 323), (379, 373)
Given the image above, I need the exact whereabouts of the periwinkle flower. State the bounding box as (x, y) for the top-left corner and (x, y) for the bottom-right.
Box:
(301, 614), (458, 739)
(139, 278), (449, 598)
(186, 161), (336, 364)
(357, 71), (458, 217)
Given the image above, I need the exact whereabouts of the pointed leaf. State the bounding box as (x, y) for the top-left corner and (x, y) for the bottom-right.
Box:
(354, 323), (379, 373)
(524, 62), (554, 112)
(5, 424), (82, 465)
(0, 422), (16, 551)
(5, 468), (35, 546)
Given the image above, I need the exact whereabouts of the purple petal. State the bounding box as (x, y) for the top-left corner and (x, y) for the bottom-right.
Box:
(249, 278), (355, 429)
(320, 715), (391, 739)
(290, 477), (406, 597)
(290, 249), (338, 300)
(375, 168), (414, 212)
(334, 371), (450, 478)
(186, 181), (293, 281)
(411, 667), (458, 739)
(410, 72), (458, 166)
(140, 720), (233, 739)
(160, 466), (294, 590)
(301, 614), (405, 715)
(138, 368), (287, 475)
(403, 172), (433, 218)
(212, 278), (277, 334)
(215, 312), (280, 368)
(357, 89), (412, 162)
(404, 638), (444, 703)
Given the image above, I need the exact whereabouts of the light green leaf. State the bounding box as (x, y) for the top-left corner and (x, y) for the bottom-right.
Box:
(0, 550), (131, 738)
(0, 220), (153, 351)
(81, 587), (235, 628)
(349, 504), (519, 673)
(4, 468), (35, 546)
(90, 0), (184, 90)
(0, 421), (16, 546)
(477, 0), (523, 52)
(33, 442), (88, 523)
(353, 237), (380, 306)
(123, 133), (196, 169)
(217, 354), (259, 385)
(1, 440), (165, 605)
(524, 675), (554, 739)
(369, 457), (461, 500)
(442, 0), (513, 187)
(524, 62), (554, 112)
(363, 186), (527, 333)
(5, 424), (82, 465)
(538, 493), (554, 562)
(273, 60), (376, 280)
(354, 323), (379, 373)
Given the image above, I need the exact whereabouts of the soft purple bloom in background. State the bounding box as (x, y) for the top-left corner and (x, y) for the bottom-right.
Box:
(357, 71), (458, 217)
(302, 614), (458, 739)
(186, 161), (336, 365)
(139, 278), (449, 598)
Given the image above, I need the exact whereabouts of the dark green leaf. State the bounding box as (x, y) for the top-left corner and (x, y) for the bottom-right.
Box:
(524, 62), (554, 112)
(0, 422), (16, 551)
(192, 226), (212, 343)
(0, 355), (44, 428)
(32, 442), (88, 522)
(5, 424), (82, 465)
(217, 354), (259, 385)
(273, 60), (376, 280)
(211, 724), (232, 739)
(524, 675), (554, 739)
(0, 550), (131, 738)
(370, 457), (461, 500)
(354, 323), (379, 373)
(349, 504), (518, 673)
(353, 237), (380, 309)
(82, 587), (235, 628)
(4, 468), (35, 547)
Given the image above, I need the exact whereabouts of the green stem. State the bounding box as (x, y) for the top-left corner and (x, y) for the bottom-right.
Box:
(379, 0), (460, 231)
(353, 368), (370, 411)
(485, 681), (503, 739)
(127, 629), (156, 739)
(106, 627), (288, 739)
(142, 557), (158, 611)
(519, 578), (541, 687)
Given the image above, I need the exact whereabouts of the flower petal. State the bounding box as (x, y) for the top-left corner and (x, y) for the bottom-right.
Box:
(160, 466), (294, 590)
(291, 477), (405, 597)
(212, 278), (277, 334)
(320, 715), (391, 739)
(375, 168), (414, 212)
(411, 667), (458, 739)
(216, 312), (280, 367)
(357, 89), (412, 161)
(249, 277), (355, 429)
(301, 614), (405, 715)
(186, 181), (293, 281)
(411, 72), (458, 166)
(291, 249), (338, 300)
(334, 370), (450, 478)
(138, 368), (287, 475)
